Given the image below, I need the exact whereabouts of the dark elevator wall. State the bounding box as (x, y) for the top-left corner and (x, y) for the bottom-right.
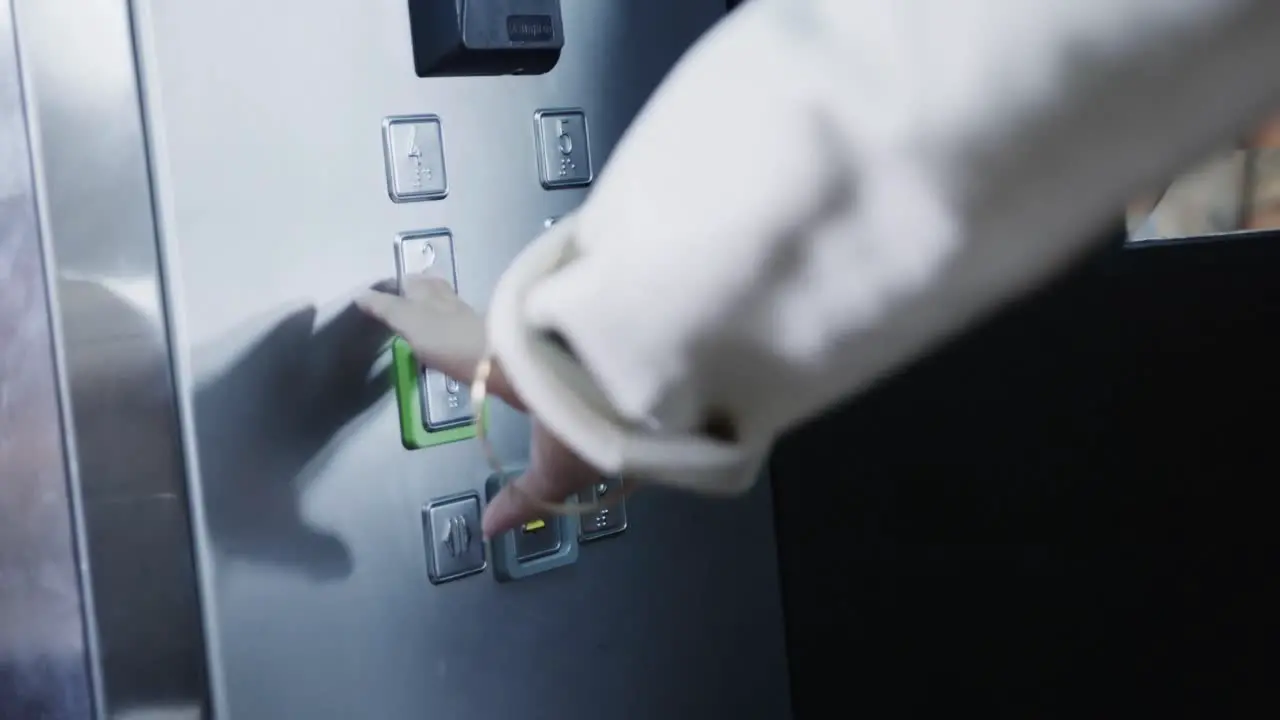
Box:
(771, 233), (1279, 717)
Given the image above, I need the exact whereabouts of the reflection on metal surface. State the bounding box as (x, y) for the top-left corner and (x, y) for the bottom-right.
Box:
(11, 0), (209, 716)
(0, 2), (94, 717)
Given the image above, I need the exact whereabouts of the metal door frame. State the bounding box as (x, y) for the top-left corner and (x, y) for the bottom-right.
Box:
(1, 1), (96, 717)
(6, 0), (209, 716)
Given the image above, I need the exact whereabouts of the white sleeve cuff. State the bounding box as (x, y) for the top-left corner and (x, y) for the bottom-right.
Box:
(486, 214), (765, 496)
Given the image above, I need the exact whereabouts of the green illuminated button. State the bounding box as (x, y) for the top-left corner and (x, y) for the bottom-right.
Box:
(391, 337), (476, 450)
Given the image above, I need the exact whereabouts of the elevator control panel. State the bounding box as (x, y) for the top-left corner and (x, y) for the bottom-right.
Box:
(423, 492), (486, 584)
(579, 477), (628, 542)
(391, 229), (478, 449)
(485, 471), (579, 582)
(382, 115), (448, 202)
(407, 0), (564, 77)
(534, 109), (593, 189)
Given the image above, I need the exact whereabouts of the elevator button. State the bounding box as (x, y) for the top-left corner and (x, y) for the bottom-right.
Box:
(382, 115), (448, 202)
(534, 109), (593, 189)
(395, 229), (456, 288)
(423, 493), (486, 584)
(423, 369), (472, 430)
(579, 477), (627, 542)
(394, 229), (474, 431)
(514, 516), (562, 562)
(486, 471), (579, 582)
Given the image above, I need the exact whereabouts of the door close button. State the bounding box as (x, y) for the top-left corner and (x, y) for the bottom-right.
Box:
(423, 493), (486, 584)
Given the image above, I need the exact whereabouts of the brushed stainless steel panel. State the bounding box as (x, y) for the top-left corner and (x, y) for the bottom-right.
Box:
(11, 0), (209, 716)
(0, 2), (94, 717)
(131, 0), (791, 717)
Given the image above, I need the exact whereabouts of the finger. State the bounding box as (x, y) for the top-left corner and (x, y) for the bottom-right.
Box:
(481, 425), (595, 538)
(481, 360), (527, 413)
(481, 442), (577, 538)
(483, 467), (627, 539)
(317, 303), (391, 359)
(370, 278), (398, 294)
(353, 290), (417, 336)
(482, 467), (588, 539)
(481, 474), (549, 539)
(401, 274), (456, 301)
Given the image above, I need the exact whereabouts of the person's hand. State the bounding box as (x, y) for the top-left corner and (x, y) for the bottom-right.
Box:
(355, 276), (511, 403)
(480, 419), (602, 538)
(355, 277), (606, 537)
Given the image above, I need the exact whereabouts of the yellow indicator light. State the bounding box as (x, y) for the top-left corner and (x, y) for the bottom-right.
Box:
(521, 519), (546, 533)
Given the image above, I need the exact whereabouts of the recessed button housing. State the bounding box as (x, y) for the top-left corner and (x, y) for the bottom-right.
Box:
(486, 470), (579, 582)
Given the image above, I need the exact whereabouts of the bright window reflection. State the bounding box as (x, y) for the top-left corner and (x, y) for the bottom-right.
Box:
(1128, 116), (1280, 241)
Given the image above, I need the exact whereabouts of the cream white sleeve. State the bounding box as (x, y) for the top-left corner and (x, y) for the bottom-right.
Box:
(487, 0), (1280, 494)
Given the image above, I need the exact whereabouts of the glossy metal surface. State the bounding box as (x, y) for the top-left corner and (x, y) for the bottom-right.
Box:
(129, 0), (790, 717)
(0, 3), (94, 717)
(11, 0), (208, 715)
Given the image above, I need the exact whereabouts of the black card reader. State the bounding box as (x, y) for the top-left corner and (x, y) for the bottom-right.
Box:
(407, 0), (564, 77)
